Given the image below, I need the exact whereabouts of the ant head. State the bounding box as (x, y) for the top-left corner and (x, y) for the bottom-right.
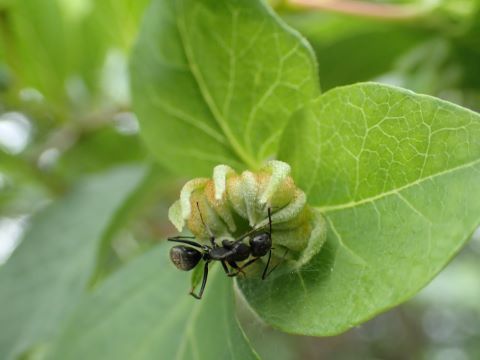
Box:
(249, 232), (272, 257)
(169, 245), (202, 271)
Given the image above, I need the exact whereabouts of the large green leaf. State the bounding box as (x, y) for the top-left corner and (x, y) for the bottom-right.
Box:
(47, 245), (259, 360)
(131, 0), (319, 175)
(0, 166), (146, 359)
(239, 83), (480, 335)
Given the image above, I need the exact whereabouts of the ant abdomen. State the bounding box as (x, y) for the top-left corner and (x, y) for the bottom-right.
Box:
(170, 245), (202, 271)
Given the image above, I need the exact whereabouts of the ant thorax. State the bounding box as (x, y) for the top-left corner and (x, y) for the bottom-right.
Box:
(168, 203), (278, 299)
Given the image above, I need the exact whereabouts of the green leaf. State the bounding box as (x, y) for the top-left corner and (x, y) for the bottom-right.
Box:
(47, 245), (259, 360)
(239, 82), (480, 335)
(54, 127), (147, 182)
(131, 0), (319, 175)
(0, 0), (12, 10)
(2, 0), (68, 106)
(0, 166), (147, 359)
(190, 258), (205, 290)
(66, 0), (150, 93)
(1, 0), (148, 111)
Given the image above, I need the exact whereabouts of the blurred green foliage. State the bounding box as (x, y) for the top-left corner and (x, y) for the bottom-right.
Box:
(0, 0), (479, 359)
(0, 0), (150, 215)
(1, 0), (148, 112)
(279, 1), (480, 111)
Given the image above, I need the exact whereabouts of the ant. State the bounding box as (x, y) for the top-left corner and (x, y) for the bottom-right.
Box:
(168, 203), (276, 299)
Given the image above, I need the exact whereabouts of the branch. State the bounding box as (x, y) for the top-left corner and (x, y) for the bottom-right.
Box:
(286, 0), (431, 21)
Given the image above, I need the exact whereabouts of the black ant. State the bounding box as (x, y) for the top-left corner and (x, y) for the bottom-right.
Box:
(168, 203), (276, 299)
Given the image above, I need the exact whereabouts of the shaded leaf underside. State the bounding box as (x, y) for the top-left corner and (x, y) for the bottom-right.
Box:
(47, 246), (258, 360)
(0, 166), (147, 359)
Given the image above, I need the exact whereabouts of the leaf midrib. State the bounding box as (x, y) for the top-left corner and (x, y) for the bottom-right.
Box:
(316, 157), (480, 213)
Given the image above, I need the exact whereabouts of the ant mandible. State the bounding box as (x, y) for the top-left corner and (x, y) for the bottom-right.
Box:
(168, 203), (275, 299)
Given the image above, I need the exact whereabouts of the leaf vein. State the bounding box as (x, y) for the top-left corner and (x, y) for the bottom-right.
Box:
(317, 158), (480, 212)
(175, 4), (258, 169)
(327, 217), (368, 266)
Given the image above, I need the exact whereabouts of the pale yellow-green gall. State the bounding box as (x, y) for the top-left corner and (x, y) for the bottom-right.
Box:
(168, 160), (327, 268)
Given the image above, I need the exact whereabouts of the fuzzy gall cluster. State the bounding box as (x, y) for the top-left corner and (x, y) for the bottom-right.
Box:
(168, 161), (326, 267)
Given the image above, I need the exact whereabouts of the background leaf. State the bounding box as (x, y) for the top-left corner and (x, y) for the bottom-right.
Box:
(0, 0), (148, 114)
(239, 83), (480, 335)
(47, 245), (259, 360)
(0, 166), (147, 359)
(280, 13), (431, 91)
(131, 0), (319, 176)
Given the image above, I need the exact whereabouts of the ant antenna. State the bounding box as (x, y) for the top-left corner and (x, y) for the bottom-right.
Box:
(196, 202), (215, 246)
(263, 248), (289, 279)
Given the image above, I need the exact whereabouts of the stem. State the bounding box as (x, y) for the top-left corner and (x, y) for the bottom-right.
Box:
(28, 108), (129, 195)
(36, 107), (128, 156)
(286, 0), (431, 21)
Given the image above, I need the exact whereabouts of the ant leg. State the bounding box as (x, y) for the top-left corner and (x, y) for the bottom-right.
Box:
(210, 237), (216, 248)
(167, 238), (203, 249)
(227, 258), (260, 277)
(190, 261), (209, 300)
(263, 248), (289, 279)
(169, 235), (196, 239)
(227, 261), (247, 277)
(233, 227), (259, 243)
(261, 250), (272, 280)
(233, 223), (271, 243)
(220, 261), (230, 275)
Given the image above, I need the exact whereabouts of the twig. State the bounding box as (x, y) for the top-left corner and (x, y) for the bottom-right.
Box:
(286, 0), (431, 21)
